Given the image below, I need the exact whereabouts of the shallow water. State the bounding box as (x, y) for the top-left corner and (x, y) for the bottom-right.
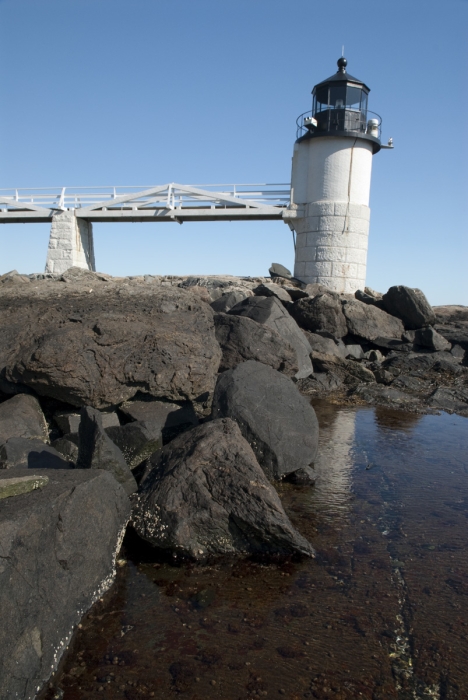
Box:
(42, 403), (468, 700)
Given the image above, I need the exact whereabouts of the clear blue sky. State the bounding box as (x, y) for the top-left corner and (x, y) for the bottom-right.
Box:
(1, 0), (467, 305)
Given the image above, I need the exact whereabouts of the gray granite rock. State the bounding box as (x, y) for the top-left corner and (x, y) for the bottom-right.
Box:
(0, 468), (130, 700)
(77, 407), (137, 495)
(382, 286), (436, 330)
(214, 313), (298, 376)
(211, 361), (319, 480)
(0, 437), (72, 470)
(229, 296), (313, 379)
(0, 394), (48, 448)
(132, 418), (314, 559)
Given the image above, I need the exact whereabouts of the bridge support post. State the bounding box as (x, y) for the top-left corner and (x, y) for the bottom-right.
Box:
(45, 211), (95, 274)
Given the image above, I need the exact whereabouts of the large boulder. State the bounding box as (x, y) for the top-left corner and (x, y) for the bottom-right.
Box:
(210, 289), (251, 313)
(252, 282), (292, 303)
(132, 418), (314, 560)
(228, 296), (313, 379)
(382, 285), (436, 329)
(76, 407), (137, 494)
(312, 352), (376, 384)
(214, 313), (298, 376)
(211, 361), (319, 480)
(0, 285), (222, 409)
(304, 331), (346, 359)
(0, 468), (130, 700)
(0, 437), (72, 470)
(414, 326), (451, 352)
(341, 299), (404, 341)
(290, 294), (348, 338)
(119, 398), (199, 443)
(0, 394), (48, 447)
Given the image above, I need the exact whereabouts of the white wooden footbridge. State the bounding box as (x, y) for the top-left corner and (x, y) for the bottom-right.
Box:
(0, 183), (294, 275)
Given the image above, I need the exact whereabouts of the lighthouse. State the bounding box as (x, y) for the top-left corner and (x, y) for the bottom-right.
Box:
(289, 57), (391, 294)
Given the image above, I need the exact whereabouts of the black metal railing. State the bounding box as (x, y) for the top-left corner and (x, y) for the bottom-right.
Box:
(296, 108), (382, 140)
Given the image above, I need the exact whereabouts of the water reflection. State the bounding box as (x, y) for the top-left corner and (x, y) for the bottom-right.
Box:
(39, 406), (468, 700)
(311, 402), (357, 520)
(374, 405), (423, 432)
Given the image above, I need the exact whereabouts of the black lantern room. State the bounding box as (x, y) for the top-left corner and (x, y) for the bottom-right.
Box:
(297, 58), (381, 152)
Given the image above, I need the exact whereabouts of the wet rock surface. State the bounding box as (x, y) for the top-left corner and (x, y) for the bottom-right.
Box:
(131, 418), (314, 560)
(211, 361), (319, 480)
(38, 405), (468, 700)
(0, 468), (130, 700)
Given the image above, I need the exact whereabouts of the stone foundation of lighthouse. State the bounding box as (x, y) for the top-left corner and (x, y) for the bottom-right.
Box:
(290, 136), (374, 294)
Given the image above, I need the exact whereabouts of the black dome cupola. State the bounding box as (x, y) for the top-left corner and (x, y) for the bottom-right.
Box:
(297, 58), (381, 152)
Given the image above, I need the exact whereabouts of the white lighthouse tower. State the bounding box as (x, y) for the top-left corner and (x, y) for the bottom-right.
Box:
(289, 57), (389, 294)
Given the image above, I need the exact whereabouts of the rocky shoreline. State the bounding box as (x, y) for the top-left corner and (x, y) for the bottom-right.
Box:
(0, 265), (467, 699)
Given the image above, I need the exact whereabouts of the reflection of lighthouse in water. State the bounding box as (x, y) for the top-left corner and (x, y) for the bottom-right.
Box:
(312, 407), (357, 520)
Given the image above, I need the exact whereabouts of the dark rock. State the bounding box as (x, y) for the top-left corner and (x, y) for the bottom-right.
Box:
(434, 324), (468, 352)
(312, 352), (375, 384)
(426, 387), (468, 414)
(269, 263), (292, 279)
(132, 418), (314, 559)
(52, 435), (79, 463)
(0, 394), (48, 447)
(402, 330), (416, 343)
(304, 332), (346, 359)
(284, 466), (316, 486)
(414, 327), (451, 352)
(210, 290), (250, 313)
(228, 296), (313, 379)
(0, 286), (222, 409)
(290, 294), (347, 338)
(351, 384), (422, 410)
(342, 299), (404, 341)
(105, 422), (162, 468)
(382, 351), (459, 375)
(392, 375), (433, 393)
(0, 468), (130, 700)
(370, 337), (413, 352)
(211, 361), (319, 480)
(355, 289), (384, 309)
(283, 287), (308, 301)
(253, 283), (292, 303)
(119, 398), (199, 444)
(373, 369), (395, 385)
(77, 407), (137, 494)
(214, 313), (298, 376)
(0, 438), (72, 469)
(54, 410), (119, 434)
(433, 305), (468, 325)
(304, 283), (339, 298)
(382, 286), (436, 329)
(296, 372), (344, 394)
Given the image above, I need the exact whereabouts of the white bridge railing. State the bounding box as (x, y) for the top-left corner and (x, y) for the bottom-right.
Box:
(0, 183), (291, 213)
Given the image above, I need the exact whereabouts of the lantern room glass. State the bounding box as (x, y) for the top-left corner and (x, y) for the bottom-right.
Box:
(313, 85), (368, 117)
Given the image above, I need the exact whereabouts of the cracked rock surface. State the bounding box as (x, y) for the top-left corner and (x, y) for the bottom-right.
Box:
(0, 468), (130, 700)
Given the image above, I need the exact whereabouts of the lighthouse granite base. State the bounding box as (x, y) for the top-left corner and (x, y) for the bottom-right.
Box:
(293, 201), (371, 294)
